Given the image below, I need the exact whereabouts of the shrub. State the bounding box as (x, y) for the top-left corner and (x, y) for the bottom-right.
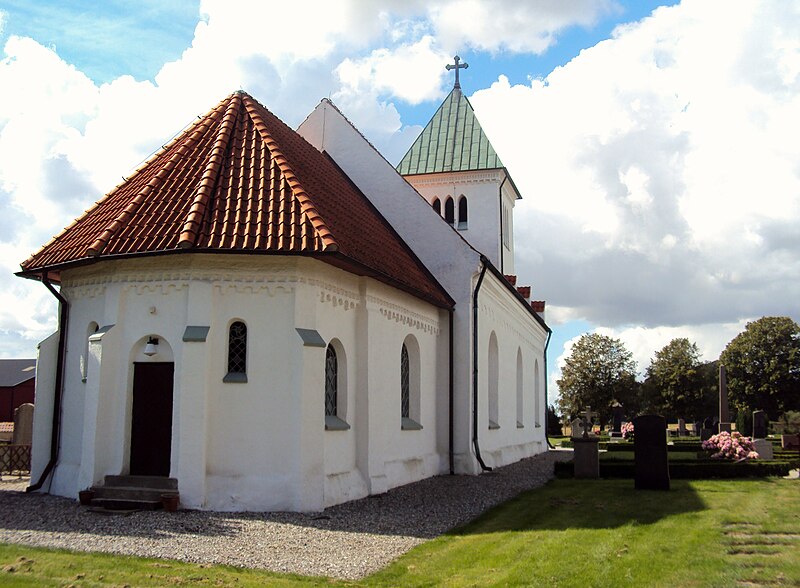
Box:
(701, 431), (758, 460)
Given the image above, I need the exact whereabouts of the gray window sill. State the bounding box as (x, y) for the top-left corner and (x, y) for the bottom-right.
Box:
(488, 420), (500, 430)
(223, 372), (248, 383)
(401, 417), (423, 431)
(325, 415), (351, 431)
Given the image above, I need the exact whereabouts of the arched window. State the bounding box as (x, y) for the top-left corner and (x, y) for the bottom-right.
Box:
(458, 196), (468, 230)
(432, 197), (441, 215)
(81, 322), (99, 383)
(488, 332), (499, 429)
(516, 348), (524, 428)
(224, 321), (248, 382)
(325, 345), (338, 417)
(401, 344), (410, 418)
(401, 337), (423, 430)
(444, 197), (455, 226)
(534, 359), (541, 427)
(324, 340), (350, 430)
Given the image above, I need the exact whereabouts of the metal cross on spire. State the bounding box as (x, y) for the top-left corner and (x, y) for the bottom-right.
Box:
(446, 55), (469, 89)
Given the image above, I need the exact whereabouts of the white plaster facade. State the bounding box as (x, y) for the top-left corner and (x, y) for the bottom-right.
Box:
(32, 255), (447, 511)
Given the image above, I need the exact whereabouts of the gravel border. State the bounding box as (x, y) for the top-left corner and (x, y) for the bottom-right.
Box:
(0, 450), (572, 580)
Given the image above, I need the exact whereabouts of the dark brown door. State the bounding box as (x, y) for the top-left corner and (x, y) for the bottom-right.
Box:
(130, 362), (174, 476)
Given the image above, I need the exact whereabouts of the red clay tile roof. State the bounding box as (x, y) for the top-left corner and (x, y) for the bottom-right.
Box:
(19, 92), (453, 308)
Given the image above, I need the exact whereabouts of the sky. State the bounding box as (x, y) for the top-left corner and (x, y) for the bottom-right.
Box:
(0, 0), (798, 402)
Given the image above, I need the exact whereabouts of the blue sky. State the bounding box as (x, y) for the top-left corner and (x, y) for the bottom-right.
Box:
(0, 1), (797, 401)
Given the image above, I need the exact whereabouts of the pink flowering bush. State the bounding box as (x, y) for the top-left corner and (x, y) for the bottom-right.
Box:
(702, 431), (759, 460)
(621, 421), (634, 441)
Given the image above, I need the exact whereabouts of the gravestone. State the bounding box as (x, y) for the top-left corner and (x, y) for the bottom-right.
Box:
(12, 403), (34, 445)
(678, 418), (687, 437)
(633, 414), (670, 490)
(694, 421), (703, 437)
(573, 407), (600, 478)
(751, 410), (773, 459)
(570, 418), (584, 439)
(611, 403), (624, 438)
(718, 365), (731, 433)
(752, 410), (768, 439)
(701, 416), (715, 441)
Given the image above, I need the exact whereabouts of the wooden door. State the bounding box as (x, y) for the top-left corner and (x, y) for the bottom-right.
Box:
(130, 362), (174, 476)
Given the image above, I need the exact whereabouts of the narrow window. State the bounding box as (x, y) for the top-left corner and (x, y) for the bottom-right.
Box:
(432, 197), (441, 215)
(401, 343), (410, 418)
(488, 332), (499, 429)
(224, 321), (247, 382)
(400, 337), (423, 430)
(444, 197), (455, 226)
(81, 322), (99, 383)
(516, 348), (524, 428)
(458, 196), (468, 229)
(534, 359), (541, 427)
(325, 345), (338, 417)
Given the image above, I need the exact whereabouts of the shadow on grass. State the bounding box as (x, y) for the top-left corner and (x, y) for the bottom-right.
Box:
(450, 479), (708, 535)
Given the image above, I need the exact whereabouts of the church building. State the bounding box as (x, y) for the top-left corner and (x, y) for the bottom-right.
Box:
(19, 59), (551, 511)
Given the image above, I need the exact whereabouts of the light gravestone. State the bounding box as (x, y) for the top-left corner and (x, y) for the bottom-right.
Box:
(573, 407), (600, 479)
(751, 410), (773, 460)
(12, 403), (34, 445)
(718, 365), (732, 433)
(570, 418), (584, 439)
(633, 414), (670, 490)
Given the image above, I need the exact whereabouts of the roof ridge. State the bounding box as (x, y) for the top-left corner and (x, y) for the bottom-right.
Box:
(86, 102), (224, 257)
(242, 94), (338, 252)
(178, 93), (242, 248)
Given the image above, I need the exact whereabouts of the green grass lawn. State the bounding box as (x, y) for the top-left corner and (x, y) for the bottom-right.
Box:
(2, 479), (798, 587)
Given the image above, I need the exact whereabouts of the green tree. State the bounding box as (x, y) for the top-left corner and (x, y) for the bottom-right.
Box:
(719, 316), (800, 418)
(646, 338), (708, 420)
(557, 333), (638, 426)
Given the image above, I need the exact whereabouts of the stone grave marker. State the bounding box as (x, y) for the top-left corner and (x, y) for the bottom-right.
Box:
(751, 410), (773, 459)
(718, 365), (731, 433)
(12, 403), (34, 445)
(610, 402), (624, 438)
(633, 414), (670, 490)
(570, 418), (584, 439)
(694, 421), (703, 437)
(701, 416), (716, 441)
(678, 418), (687, 437)
(573, 406), (600, 479)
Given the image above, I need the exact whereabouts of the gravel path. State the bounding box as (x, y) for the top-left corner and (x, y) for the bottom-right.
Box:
(0, 450), (572, 580)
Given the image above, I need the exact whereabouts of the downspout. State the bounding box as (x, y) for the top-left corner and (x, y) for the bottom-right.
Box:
(448, 308), (454, 475)
(544, 330), (554, 449)
(498, 174), (508, 274)
(472, 259), (492, 472)
(27, 275), (69, 493)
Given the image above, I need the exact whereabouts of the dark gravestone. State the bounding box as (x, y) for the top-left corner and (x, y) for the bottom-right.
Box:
(611, 403), (624, 437)
(633, 414), (670, 491)
(752, 410), (768, 439)
(694, 421), (703, 437)
(701, 416), (715, 441)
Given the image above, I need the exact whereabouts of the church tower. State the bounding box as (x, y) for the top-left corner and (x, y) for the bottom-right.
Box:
(397, 56), (521, 274)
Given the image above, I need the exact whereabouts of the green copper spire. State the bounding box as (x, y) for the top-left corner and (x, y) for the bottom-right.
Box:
(396, 85), (503, 175)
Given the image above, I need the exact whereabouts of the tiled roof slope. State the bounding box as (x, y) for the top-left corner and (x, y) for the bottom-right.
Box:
(396, 87), (503, 175)
(19, 92), (452, 308)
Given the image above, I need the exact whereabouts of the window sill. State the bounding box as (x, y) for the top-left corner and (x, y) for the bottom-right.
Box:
(223, 372), (248, 383)
(517, 421), (524, 429)
(401, 417), (423, 431)
(488, 420), (500, 430)
(325, 415), (351, 431)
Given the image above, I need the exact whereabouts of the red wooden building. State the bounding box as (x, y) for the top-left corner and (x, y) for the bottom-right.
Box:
(0, 359), (36, 422)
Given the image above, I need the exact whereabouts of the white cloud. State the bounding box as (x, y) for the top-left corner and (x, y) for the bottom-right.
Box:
(470, 0), (800, 329)
(429, 0), (620, 54)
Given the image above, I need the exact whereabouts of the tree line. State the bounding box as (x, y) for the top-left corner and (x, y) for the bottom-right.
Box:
(555, 316), (800, 427)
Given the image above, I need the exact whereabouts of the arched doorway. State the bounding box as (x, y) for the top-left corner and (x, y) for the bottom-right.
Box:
(130, 361), (174, 476)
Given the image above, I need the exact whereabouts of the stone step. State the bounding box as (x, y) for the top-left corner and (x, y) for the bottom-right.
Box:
(91, 497), (162, 511)
(103, 475), (178, 490)
(91, 486), (170, 502)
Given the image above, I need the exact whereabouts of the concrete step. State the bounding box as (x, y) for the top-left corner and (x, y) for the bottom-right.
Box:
(92, 486), (168, 502)
(103, 475), (178, 490)
(91, 497), (162, 511)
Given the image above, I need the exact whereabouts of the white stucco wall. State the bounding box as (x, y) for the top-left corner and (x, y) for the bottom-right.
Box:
(35, 253), (447, 511)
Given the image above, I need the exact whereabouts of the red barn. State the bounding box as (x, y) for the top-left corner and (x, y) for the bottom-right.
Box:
(0, 359), (36, 423)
